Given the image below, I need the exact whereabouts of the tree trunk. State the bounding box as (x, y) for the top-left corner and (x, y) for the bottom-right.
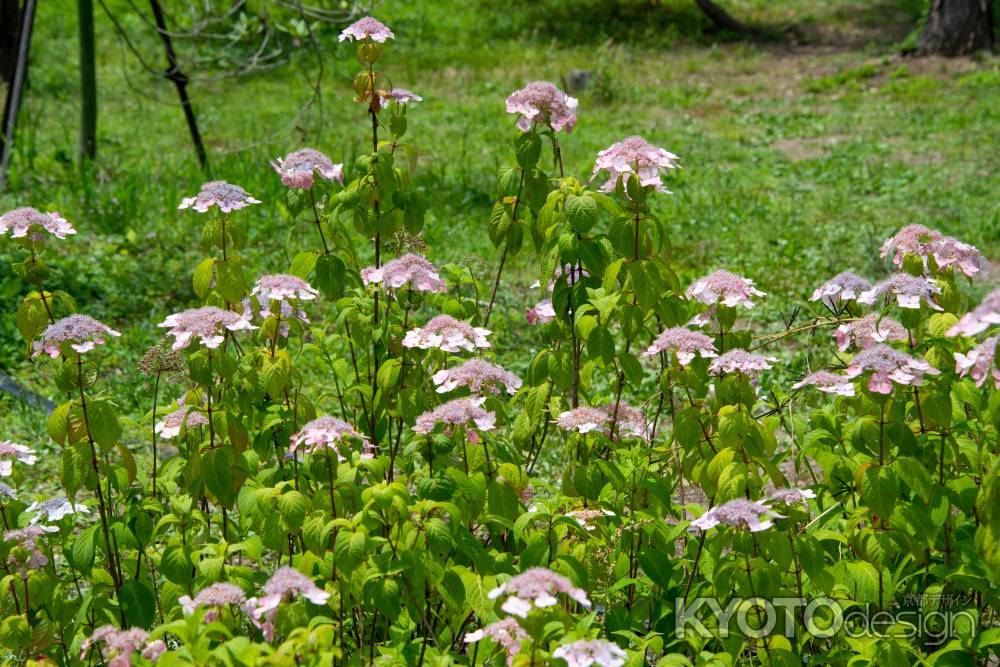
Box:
(1, 0), (19, 86)
(78, 0), (97, 159)
(917, 0), (994, 56)
(693, 0), (757, 36)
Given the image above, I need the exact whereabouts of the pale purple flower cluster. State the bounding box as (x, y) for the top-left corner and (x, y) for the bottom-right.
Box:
(247, 567), (330, 641)
(32, 314), (120, 359)
(0, 441), (36, 476)
(179, 582), (248, 622)
(339, 16), (394, 43)
(809, 271), (872, 306)
(767, 487), (817, 507)
(947, 289), (1000, 337)
(252, 274), (319, 302)
(413, 398), (496, 436)
(954, 336), (999, 389)
(505, 81), (578, 133)
(791, 371), (855, 397)
(708, 349), (777, 376)
(927, 235), (987, 277)
(834, 314), (908, 352)
(556, 407), (611, 435)
(567, 508), (615, 531)
(271, 148), (344, 190)
(880, 224), (942, 265)
(0, 207), (76, 240)
(643, 327), (717, 365)
(432, 358), (522, 395)
(26, 497), (89, 523)
(689, 498), (783, 533)
(361, 254), (446, 293)
(158, 306), (255, 350)
(290, 416), (372, 460)
(607, 402), (649, 440)
(526, 299), (556, 325)
(881, 224), (986, 278)
(154, 407), (208, 440)
(403, 315), (491, 352)
(843, 343), (940, 394)
(858, 274), (942, 310)
(592, 136), (679, 193)
(464, 618), (528, 666)
(80, 626), (163, 666)
(488, 567), (591, 618)
(687, 270), (766, 309)
(4, 525), (56, 577)
(552, 639), (628, 667)
(179, 181), (261, 213)
(380, 88), (423, 108)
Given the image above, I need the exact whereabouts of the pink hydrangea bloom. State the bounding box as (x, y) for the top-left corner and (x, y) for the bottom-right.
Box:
(380, 88), (423, 108)
(361, 254), (446, 293)
(947, 289), (1000, 337)
(928, 235), (987, 277)
(643, 327), (717, 365)
(708, 349), (777, 376)
(155, 407), (208, 439)
(252, 274), (319, 302)
(567, 508), (615, 531)
(526, 300), (556, 325)
(552, 639), (628, 667)
(791, 371), (855, 397)
(880, 224), (943, 266)
(80, 626), (157, 666)
(179, 181), (261, 213)
(158, 306), (255, 350)
(767, 487), (816, 507)
(606, 402), (649, 440)
(592, 136), (680, 193)
(464, 618), (528, 666)
(881, 224), (986, 278)
(4, 525), (57, 577)
(689, 498), (783, 533)
(339, 16), (394, 42)
(843, 343), (940, 394)
(954, 336), (999, 389)
(834, 314), (908, 352)
(809, 272), (872, 306)
(25, 497), (89, 523)
(556, 407), (611, 435)
(32, 314), (120, 358)
(505, 81), (578, 133)
(142, 640), (167, 662)
(413, 397), (496, 435)
(687, 270), (766, 309)
(858, 274), (942, 310)
(289, 416), (371, 459)
(271, 149), (344, 190)
(687, 307), (716, 328)
(432, 359), (522, 395)
(0, 207), (76, 240)
(488, 567), (591, 618)
(0, 441), (36, 476)
(403, 315), (491, 352)
(247, 567), (330, 640)
(179, 582), (248, 622)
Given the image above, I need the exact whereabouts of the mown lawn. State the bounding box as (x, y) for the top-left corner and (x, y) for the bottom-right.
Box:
(2, 0), (998, 456)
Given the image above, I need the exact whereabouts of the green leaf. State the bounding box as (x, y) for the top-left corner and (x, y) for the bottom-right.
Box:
(71, 525), (99, 575)
(515, 132), (541, 170)
(315, 254), (346, 298)
(859, 464), (899, 519)
(215, 259), (246, 302)
(205, 448), (236, 508)
(290, 250), (319, 279)
(47, 402), (71, 445)
(120, 581), (156, 628)
(564, 194), (599, 234)
(0, 614), (30, 650)
(159, 544), (194, 585)
(364, 578), (401, 621)
(278, 491), (310, 531)
(86, 400), (122, 451)
(193, 257), (216, 299)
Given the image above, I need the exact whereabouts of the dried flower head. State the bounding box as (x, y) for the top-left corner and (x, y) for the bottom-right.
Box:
(505, 81), (578, 133)
(858, 274), (942, 310)
(32, 314), (120, 358)
(272, 149), (344, 190)
(464, 618), (528, 666)
(708, 349), (777, 376)
(80, 626), (156, 666)
(289, 416), (372, 459)
(432, 359), (522, 395)
(0, 207), (76, 240)
(25, 497), (90, 523)
(179, 181), (260, 213)
(413, 397), (496, 435)
(947, 289), (1000, 337)
(791, 371), (855, 396)
(361, 254), (446, 293)
(810, 272), (872, 306)
(592, 136), (679, 194)
(767, 487), (817, 507)
(0, 441), (36, 476)
(179, 582), (248, 622)
(155, 407), (208, 440)
(487, 567), (591, 618)
(687, 270), (766, 309)
(954, 336), (999, 389)
(689, 498), (783, 533)
(643, 327), (717, 365)
(552, 639), (628, 667)
(403, 315), (491, 352)
(843, 343), (940, 394)
(834, 314), (908, 352)
(526, 300), (556, 325)
(158, 306), (255, 350)
(339, 16), (394, 42)
(137, 344), (186, 377)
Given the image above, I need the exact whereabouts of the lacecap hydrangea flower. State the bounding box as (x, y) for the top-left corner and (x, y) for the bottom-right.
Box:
(643, 326), (717, 365)
(4, 525), (57, 577)
(379, 88), (422, 108)
(432, 359), (522, 395)
(403, 315), (491, 352)
(835, 314), (907, 352)
(505, 81), (578, 133)
(552, 639), (628, 667)
(592, 136), (679, 193)
(179, 181), (260, 213)
(339, 16), (394, 42)
(487, 567), (591, 618)
(767, 488), (817, 507)
(289, 416), (372, 459)
(25, 497), (89, 523)
(0, 207), (76, 240)
(413, 398), (496, 436)
(810, 271), (872, 306)
(687, 270), (766, 309)
(464, 618), (528, 666)
(271, 148), (344, 190)
(708, 349), (777, 376)
(881, 224), (986, 278)
(526, 299), (556, 325)
(689, 498), (783, 533)
(158, 306), (255, 350)
(858, 273), (942, 310)
(252, 274), (319, 303)
(954, 336), (999, 389)
(361, 254), (446, 293)
(791, 371), (855, 396)
(843, 343), (940, 394)
(247, 567), (330, 641)
(32, 314), (120, 358)
(80, 625), (163, 666)
(947, 289), (1000, 337)
(154, 407), (208, 440)
(0, 441), (36, 476)
(179, 582), (248, 622)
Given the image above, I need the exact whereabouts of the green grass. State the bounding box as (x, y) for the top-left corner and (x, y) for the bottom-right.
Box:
(2, 0), (999, 450)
